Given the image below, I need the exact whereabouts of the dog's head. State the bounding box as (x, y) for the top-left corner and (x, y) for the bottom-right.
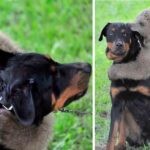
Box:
(99, 23), (144, 63)
(0, 53), (91, 126)
(131, 9), (150, 40)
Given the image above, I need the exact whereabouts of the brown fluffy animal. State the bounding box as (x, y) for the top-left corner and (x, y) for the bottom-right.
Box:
(108, 9), (150, 80)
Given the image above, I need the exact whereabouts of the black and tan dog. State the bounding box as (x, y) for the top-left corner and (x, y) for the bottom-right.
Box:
(98, 23), (150, 150)
(0, 33), (91, 150)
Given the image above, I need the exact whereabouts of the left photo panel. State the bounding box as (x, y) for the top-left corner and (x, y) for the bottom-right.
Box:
(0, 0), (92, 150)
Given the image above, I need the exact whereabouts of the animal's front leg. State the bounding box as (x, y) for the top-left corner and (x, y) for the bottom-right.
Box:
(115, 115), (126, 150)
(106, 106), (120, 150)
(0, 110), (22, 146)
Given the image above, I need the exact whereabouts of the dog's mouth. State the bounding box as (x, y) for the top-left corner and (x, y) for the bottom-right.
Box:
(106, 50), (127, 62)
(0, 104), (13, 115)
(63, 88), (88, 107)
(0, 96), (13, 111)
(112, 50), (126, 56)
(51, 71), (91, 111)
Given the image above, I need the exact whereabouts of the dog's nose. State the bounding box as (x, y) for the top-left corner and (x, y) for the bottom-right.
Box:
(116, 41), (123, 48)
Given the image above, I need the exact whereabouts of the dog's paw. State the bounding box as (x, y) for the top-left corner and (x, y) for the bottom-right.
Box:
(0, 109), (12, 122)
(115, 144), (126, 150)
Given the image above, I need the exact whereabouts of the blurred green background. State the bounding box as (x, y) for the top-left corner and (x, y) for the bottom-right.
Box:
(0, 0), (92, 150)
(96, 0), (150, 149)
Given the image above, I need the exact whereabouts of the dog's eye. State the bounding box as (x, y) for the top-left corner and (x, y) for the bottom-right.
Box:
(139, 21), (145, 27)
(12, 88), (22, 95)
(11, 88), (22, 99)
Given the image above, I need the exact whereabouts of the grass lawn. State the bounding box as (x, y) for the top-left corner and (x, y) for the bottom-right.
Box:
(95, 1), (150, 149)
(0, 0), (92, 150)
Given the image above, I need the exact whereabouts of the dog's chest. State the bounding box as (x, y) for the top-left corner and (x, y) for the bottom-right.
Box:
(110, 79), (150, 98)
(111, 79), (150, 135)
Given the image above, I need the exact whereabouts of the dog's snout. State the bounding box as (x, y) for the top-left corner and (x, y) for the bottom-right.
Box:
(116, 41), (123, 48)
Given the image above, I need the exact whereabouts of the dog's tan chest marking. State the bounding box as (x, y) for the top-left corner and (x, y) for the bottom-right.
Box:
(111, 85), (150, 98)
(130, 86), (150, 96)
(111, 87), (126, 98)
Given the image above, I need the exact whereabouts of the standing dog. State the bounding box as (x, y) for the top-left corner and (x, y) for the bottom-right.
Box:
(0, 33), (91, 150)
(98, 23), (150, 150)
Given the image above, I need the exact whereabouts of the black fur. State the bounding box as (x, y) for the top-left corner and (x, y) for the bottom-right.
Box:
(99, 23), (150, 148)
(0, 145), (12, 150)
(0, 52), (91, 126)
(99, 23), (144, 63)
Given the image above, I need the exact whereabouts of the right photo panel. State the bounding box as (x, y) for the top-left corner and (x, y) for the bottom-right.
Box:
(95, 1), (150, 150)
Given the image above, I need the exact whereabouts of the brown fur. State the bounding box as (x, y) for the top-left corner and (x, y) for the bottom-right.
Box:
(110, 87), (126, 98)
(0, 110), (52, 150)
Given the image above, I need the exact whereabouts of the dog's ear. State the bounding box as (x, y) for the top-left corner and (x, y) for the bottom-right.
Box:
(12, 79), (35, 126)
(128, 23), (145, 47)
(132, 31), (144, 47)
(99, 23), (111, 41)
(0, 50), (15, 69)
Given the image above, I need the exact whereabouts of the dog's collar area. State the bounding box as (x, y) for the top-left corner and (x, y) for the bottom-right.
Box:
(2, 105), (13, 111)
(0, 96), (13, 111)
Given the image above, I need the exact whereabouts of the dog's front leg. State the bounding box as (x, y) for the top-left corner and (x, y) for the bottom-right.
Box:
(115, 114), (126, 150)
(106, 105), (120, 150)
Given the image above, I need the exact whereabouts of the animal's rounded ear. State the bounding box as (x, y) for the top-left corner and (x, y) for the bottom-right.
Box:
(99, 23), (111, 41)
(129, 23), (138, 31)
(132, 30), (144, 47)
(126, 23), (133, 27)
(11, 81), (35, 126)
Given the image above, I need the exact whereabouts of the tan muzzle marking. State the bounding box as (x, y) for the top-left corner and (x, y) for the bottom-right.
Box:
(53, 87), (82, 111)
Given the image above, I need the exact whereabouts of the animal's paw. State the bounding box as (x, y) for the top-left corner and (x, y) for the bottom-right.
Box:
(115, 144), (126, 150)
(0, 109), (17, 131)
(108, 66), (118, 80)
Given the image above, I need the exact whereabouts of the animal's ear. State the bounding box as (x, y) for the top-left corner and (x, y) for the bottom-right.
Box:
(99, 23), (111, 41)
(11, 79), (35, 126)
(132, 31), (144, 47)
(0, 50), (14, 69)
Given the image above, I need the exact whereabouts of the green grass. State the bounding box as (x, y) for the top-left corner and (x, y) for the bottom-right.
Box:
(96, 0), (150, 149)
(0, 0), (92, 150)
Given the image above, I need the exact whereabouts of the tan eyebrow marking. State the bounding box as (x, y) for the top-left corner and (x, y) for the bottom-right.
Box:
(53, 87), (82, 111)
